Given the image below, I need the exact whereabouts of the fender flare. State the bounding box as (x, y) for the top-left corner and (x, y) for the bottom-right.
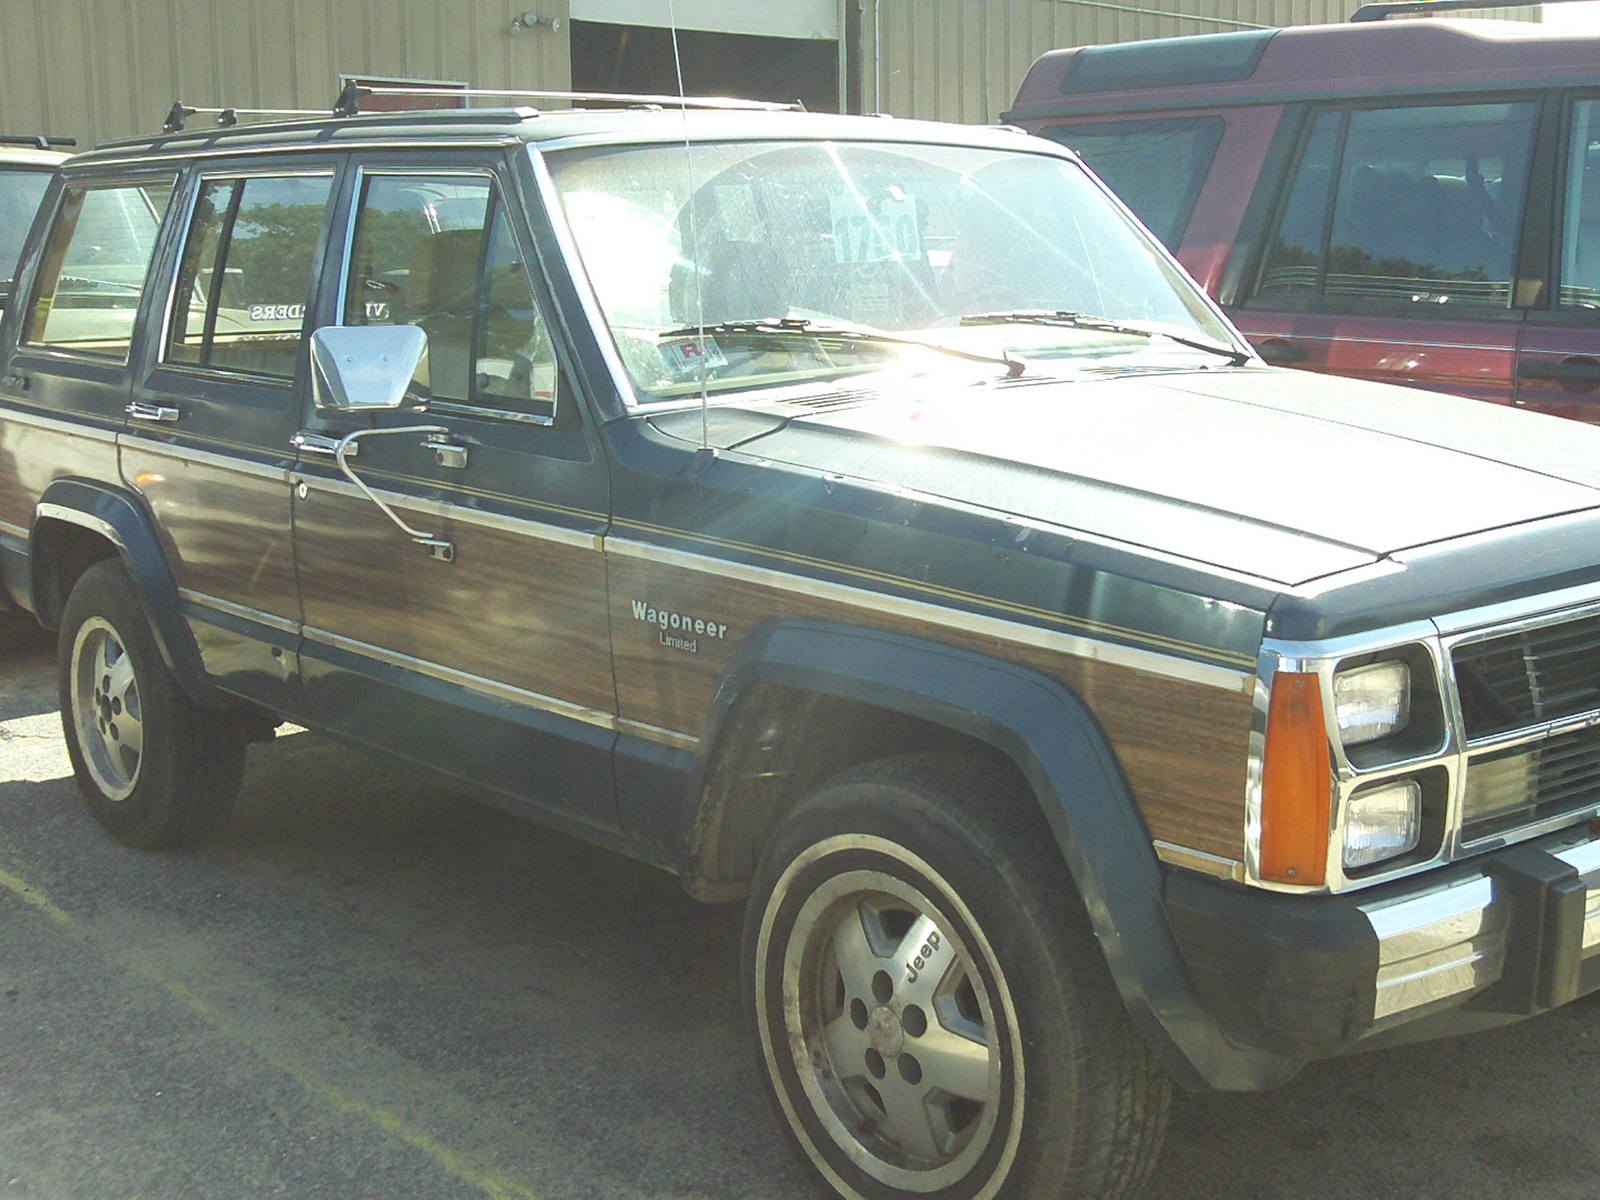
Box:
(31, 477), (222, 708)
(687, 620), (1297, 1091)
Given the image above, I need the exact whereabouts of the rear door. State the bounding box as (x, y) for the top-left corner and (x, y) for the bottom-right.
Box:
(1230, 100), (1539, 405)
(121, 159), (339, 713)
(1514, 93), (1600, 421)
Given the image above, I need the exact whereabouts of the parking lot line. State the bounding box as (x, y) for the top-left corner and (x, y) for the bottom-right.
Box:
(0, 859), (542, 1200)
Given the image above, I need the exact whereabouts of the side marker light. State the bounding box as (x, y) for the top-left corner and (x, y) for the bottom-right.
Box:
(1260, 672), (1332, 886)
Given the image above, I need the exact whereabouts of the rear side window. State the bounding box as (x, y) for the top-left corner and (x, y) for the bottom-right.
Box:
(0, 169), (52, 288)
(1039, 117), (1223, 250)
(166, 173), (334, 380)
(1559, 98), (1600, 310)
(25, 179), (174, 361)
(1252, 102), (1538, 308)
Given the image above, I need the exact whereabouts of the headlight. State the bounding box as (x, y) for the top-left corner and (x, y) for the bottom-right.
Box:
(1343, 779), (1421, 869)
(1332, 660), (1410, 746)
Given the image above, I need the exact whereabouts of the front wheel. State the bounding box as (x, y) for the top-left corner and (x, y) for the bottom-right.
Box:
(745, 754), (1169, 1200)
(59, 561), (248, 848)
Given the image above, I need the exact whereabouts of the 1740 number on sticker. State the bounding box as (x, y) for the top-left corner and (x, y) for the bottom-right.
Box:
(830, 196), (920, 264)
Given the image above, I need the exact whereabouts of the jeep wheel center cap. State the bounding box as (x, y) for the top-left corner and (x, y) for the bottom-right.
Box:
(867, 1005), (905, 1058)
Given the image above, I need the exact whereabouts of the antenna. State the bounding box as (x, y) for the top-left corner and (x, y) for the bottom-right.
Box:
(667, 0), (713, 454)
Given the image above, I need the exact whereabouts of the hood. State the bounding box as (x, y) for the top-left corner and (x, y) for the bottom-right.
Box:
(656, 367), (1600, 587)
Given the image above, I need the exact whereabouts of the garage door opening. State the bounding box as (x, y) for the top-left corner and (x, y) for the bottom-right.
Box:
(571, 20), (841, 112)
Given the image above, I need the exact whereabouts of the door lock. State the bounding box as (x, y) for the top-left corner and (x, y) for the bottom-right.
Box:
(428, 436), (469, 469)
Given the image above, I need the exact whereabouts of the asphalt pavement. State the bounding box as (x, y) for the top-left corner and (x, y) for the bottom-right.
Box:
(2, 622), (1599, 1200)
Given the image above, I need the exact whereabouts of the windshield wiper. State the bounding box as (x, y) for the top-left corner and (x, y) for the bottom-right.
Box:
(958, 309), (1252, 367)
(659, 317), (1026, 379)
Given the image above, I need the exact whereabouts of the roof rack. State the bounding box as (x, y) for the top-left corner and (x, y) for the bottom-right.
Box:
(163, 102), (332, 133)
(0, 135), (77, 150)
(332, 81), (803, 116)
(160, 83), (802, 137)
(1350, 0), (1584, 21)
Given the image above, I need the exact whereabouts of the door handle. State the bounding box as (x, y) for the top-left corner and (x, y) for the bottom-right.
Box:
(127, 400), (180, 422)
(1252, 338), (1309, 366)
(291, 430), (357, 458)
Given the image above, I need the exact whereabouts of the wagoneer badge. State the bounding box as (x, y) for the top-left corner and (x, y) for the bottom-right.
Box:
(631, 599), (728, 654)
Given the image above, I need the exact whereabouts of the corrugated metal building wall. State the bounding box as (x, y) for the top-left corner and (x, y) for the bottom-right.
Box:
(865, 0), (1360, 123)
(0, 0), (1535, 149)
(1, 0), (578, 148)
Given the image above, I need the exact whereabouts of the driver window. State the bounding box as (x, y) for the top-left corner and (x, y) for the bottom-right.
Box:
(343, 172), (555, 419)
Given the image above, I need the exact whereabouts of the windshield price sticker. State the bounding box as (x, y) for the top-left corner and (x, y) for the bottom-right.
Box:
(830, 196), (921, 265)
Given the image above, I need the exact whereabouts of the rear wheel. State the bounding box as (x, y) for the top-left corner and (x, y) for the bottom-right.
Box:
(745, 754), (1169, 1200)
(59, 561), (247, 848)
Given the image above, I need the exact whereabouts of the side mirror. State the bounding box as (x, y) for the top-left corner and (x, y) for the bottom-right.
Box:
(309, 324), (429, 413)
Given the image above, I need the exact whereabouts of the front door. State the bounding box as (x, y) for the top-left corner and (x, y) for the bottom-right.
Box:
(122, 163), (338, 714)
(290, 159), (617, 830)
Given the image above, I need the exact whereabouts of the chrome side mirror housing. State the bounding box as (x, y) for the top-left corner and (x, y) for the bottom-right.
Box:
(309, 325), (429, 413)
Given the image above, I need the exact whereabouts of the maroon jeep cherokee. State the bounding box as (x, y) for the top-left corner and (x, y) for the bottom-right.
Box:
(1007, 17), (1600, 420)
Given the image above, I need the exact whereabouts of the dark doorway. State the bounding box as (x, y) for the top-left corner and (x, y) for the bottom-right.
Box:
(570, 21), (840, 113)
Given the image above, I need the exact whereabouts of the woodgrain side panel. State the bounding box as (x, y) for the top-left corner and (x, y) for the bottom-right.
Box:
(609, 555), (1252, 862)
(295, 487), (615, 714)
(120, 443), (298, 622)
(0, 412), (119, 537)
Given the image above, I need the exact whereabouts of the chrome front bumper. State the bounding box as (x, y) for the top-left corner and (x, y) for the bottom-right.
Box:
(1358, 831), (1600, 1025)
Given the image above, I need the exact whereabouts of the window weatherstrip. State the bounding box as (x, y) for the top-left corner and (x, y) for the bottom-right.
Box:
(198, 181), (245, 365)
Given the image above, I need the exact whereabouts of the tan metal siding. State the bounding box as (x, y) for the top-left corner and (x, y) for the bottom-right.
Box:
(1, 0), (574, 149)
(862, 0), (1537, 124)
(1, 0), (1544, 152)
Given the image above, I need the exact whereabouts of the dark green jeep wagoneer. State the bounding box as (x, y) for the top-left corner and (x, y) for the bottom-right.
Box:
(6, 94), (1600, 1199)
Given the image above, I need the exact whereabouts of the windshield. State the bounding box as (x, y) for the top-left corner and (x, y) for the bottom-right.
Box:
(0, 168), (52, 287)
(544, 138), (1237, 401)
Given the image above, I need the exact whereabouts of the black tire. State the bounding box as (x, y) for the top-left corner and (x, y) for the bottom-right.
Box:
(58, 560), (247, 849)
(744, 753), (1170, 1200)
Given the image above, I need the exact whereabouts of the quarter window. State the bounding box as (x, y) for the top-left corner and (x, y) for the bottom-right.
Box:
(26, 179), (174, 361)
(1253, 103), (1538, 308)
(342, 173), (555, 417)
(1559, 99), (1600, 310)
(167, 174), (333, 379)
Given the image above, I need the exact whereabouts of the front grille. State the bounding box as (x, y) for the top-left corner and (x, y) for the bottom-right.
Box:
(1462, 724), (1600, 840)
(1453, 613), (1600, 740)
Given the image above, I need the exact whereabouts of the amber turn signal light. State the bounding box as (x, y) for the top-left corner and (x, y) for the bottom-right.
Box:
(1260, 672), (1332, 885)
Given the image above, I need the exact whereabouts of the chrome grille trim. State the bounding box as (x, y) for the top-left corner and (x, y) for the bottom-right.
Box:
(1454, 611), (1600, 740)
(1462, 724), (1600, 840)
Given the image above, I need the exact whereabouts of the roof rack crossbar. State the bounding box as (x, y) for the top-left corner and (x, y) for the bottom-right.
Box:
(0, 134), (76, 150)
(163, 101), (338, 133)
(1350, 0), (1585, 20)
(339, 85), (802, 113)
